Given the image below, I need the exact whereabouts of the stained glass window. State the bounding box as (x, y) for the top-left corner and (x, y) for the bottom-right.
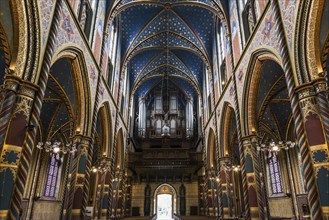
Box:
(269, 152), (283, 194)
(44, 153), (61, 197)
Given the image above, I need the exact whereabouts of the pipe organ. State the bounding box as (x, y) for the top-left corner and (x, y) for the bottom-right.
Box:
(136, 86), (194, 141)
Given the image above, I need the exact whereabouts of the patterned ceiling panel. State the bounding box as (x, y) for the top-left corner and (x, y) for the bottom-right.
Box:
(256, 60), (293, 141)
(137, 51), (193, 81)
(129, 49), (162, 85)
(256, 60), (284, 112)
(139, 66), (188, 82)
(260, 108), (278, 135)
(130, 32), (203, 57)
(172, 49), (204, 83)
(135, 76), (162, 98)
(119, 0), (216, 99)
(130, 10), (203, 52)
(41, 76), (72, 141)
(169, 77), (198, 97)
(121, 4), (163, 53)
(50, 58), (75, 109)
(172, 5), (214, 54)
(274, 80), (289, 99)
(269, 102), (292, 139)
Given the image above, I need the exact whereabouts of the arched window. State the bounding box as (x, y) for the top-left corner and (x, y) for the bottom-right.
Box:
(107, 19), (119, 88)
(216, 21), (227, 90)
(44, 153), (61, 197)
(79, 0), (93, 39)
(268, 152), (283, 194)
(237, 0), (256, 44)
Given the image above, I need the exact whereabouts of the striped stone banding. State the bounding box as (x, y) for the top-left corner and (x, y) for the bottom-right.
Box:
(228, 41), (251, 219)
(271, 1), (323, 219)
(8, 0), (63, 219)
(250, 141), (266, 219)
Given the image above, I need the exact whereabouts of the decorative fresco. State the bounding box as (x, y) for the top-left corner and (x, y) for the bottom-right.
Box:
(47, 1), (99, 112)
(68, 0), (80, 16)
(214, 80), (235, 139)
(39, 0), (56, 47)
(99, 79), (117, 139)
(92, 0), (106, 64)
(255, 0), (269, 20)
(213, 49), (220, 102)
(278, 0), (298, 50)
(235, 3), (281, 113)
(229, 0), (242, 64)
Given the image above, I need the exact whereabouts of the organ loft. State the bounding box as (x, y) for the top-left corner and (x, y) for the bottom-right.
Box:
(0, 0), (328, 220)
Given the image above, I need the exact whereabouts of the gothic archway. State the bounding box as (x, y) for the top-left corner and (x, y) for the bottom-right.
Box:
(27, 51), (90, 219)
(89, 103), (113, 219)
(153, 183), (177, 218)
(207, 128), (216, 169)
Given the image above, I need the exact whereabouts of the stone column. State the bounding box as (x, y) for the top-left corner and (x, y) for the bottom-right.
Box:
(94, 157), (112, 219)
(205, 168), (218, 217)
(241, 136), (266, 220)
(198, 174), (206, 216)
(0, 76), (38, 220)
(296, 83), (329, 218)
(62, 135), (92, 220)
(109, 168), (124, 219)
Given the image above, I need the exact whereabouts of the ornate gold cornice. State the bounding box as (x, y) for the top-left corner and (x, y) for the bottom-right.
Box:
(3, 74), (39, 98)
(296, 78), (328, 100)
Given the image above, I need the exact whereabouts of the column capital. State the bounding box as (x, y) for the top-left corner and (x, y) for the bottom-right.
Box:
(18, 81), (39, 99)
(71, 134), (92, 155)
(3, 74), (39, 98)
(241, 135), (258, 147)
(295, 77), (328, 100)
(312, 77), (328, 94)
(295, 82), (316, 100)
(3, 73), (21, 92)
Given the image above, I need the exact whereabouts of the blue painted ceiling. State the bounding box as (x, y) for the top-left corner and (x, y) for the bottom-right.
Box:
(117, 0), (217, 100)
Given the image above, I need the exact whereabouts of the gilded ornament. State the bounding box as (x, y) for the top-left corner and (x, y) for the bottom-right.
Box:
(301, 99), (320, 120)
(13, 96), (32, 119)
(298, 87), (315, 99)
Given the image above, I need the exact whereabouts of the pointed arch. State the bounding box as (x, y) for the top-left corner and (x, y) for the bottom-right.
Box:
(153, 183), (178, 216)
(220, 102), (237, 157)
(95, 102), (113, 157)
(241, 49), (282, 136)
(50, 47), (93, 136)
(115, 128), (125, 169)
(207, 128), (216, 168)
(295, 0), (328, 82)
(0, 0), (40, 80)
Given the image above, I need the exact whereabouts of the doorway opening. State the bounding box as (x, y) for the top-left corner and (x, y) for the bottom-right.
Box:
(157, 194), (172, 219)
(154, 184), (177, 220)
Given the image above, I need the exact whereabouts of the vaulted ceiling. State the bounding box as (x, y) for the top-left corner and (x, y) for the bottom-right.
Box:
(109, 0), (228, 102)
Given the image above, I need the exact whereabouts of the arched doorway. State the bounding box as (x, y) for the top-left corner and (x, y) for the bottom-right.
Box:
(154, 184), (177, 219)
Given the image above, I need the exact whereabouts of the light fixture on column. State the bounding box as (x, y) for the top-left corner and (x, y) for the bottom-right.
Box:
(220, 156), (241, 172)
(258, 140), (296, 153)
(257, 138), (298, 218)
(92, 156), (112, 173)
(37, 141), (76, 154)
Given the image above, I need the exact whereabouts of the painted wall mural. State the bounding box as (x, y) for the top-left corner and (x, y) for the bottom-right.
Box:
(229, 0), (242, 64)
(279, 0), (298, 50)
(39, 0), (56, 47)
(50, 1), (99, 112)
(235, 3), (281, 116)
(92, 0), (106, 64)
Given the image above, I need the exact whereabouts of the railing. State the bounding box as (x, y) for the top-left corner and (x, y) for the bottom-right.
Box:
(149, 213), (181, 220)
(149, 214), (156, 220)
(173, 213), (182, 220)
